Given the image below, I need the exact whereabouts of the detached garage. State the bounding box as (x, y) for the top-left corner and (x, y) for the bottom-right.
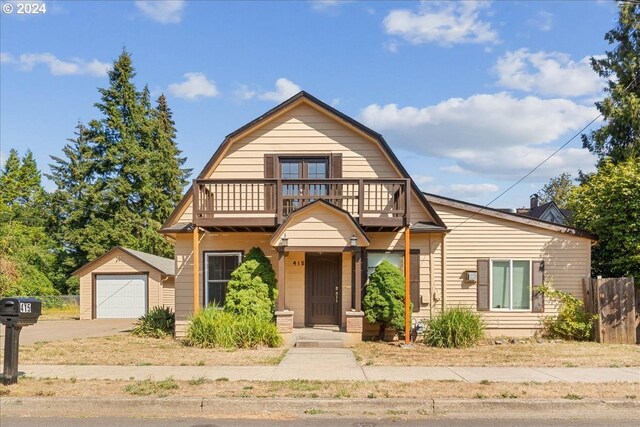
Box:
(74, 247), (175, 320)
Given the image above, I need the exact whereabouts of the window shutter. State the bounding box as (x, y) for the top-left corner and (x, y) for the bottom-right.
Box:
(331, 153), (342, 178)
(264, 154), (276, 211)
(477, 259), (490, 311)
(532, 260), (545, 313)
(410, 252), (420, 313)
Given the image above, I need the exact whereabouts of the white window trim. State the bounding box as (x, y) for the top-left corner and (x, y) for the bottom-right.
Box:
(489, 259), (532, 312)
(204, 252), (243, 306)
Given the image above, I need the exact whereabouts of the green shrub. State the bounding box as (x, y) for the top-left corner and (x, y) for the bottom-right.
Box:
(131, 306), (175, 338)
(424, 307), (485, 348)
(185, 306), (281, 349)
(362, 260), (407, 340)
(224, 259), (273, 321)
(540, 286), (597, 341)
(244, 247), (278, 305)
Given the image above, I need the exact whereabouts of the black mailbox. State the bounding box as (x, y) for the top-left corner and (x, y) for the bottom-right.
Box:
(1, 297), (42, 385)
(0, 297), (42, 327)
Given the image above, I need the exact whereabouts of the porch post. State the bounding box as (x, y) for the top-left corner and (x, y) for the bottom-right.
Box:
(193, 225), (200, 314)
(404, 225), (411, 344)
(354, 248), (362, 311)
(277, 249), (285, 311)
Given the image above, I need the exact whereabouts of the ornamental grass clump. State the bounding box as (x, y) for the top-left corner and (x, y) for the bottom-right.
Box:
(185, 306), (281, 349)
(131, 306), (175, 338)
(424, 307), (485, 348)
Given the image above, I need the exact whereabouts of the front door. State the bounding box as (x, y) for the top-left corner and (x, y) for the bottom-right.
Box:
(305, 253), (341, 326)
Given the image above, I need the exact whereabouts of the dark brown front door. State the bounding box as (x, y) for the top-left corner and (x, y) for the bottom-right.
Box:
(305, 253), (341, 326)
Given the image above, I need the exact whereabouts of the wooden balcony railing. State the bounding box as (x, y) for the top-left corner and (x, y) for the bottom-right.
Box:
(192, 178), (410, 228)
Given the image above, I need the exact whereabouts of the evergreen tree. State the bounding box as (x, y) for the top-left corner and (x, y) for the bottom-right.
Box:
(582, 2), (640, 164)
(363, 260), (408, 340)
(1, 150), (59, 296)
(48, 49), (189, 269)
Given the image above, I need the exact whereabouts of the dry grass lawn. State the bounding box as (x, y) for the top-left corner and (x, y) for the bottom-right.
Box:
(40, 304), (80, 320)
(1, 377), (638, 400)
(354, 341), (640, 367)
(20, 335), (287, 366)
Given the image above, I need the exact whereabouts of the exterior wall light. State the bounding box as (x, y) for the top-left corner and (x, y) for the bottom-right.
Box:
(350, 234), (358, 247)
(281, 233), (288, 247)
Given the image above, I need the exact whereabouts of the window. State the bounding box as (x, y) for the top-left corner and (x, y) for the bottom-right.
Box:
(491, 260), (531, 310)
(280, 157), (329, 215)
(204, 252), (242, 306)
(366, 251), (404, 279)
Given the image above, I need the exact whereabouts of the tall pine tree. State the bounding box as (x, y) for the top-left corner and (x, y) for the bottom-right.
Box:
(48, 49), (189, 270)
(582, 2), (640, 164)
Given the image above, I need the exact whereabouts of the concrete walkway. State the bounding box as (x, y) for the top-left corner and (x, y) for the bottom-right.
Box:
(16, 348), (640, 383)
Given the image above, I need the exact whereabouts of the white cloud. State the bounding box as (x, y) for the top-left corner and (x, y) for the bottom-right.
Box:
(360, 92), (598, 178)
(3, 52), (109, 76)
(258, 78), (301, 103)
(311, 0), (351, 12)
(233, 84), (257, 101)
(527, 10), (553, 32)
(494, 49), (604, 98)
(449, 183), (498, 198)
(135, 0), (185, 24)
(383, 1), (499, 47)
(168, 72), (218, 100)
(440, 165), (465, 174)
(1, 52), (14, 63)
(412, 174), (435, 187)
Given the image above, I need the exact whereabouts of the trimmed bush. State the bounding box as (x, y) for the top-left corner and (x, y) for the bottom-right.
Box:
(540, 286), (597, 341)
(244, 247), (278, 305)
(185, 305), (282, 349)
(362, 260), (407, 340)
(224, 259), (273, 321)
(131, 306), (175, 338)
(424, 307), (485, 348)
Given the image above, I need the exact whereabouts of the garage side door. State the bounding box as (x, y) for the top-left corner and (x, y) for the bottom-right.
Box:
(95, 274), (147, 318)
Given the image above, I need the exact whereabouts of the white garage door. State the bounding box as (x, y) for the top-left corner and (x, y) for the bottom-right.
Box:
(95, 274), (147, 318)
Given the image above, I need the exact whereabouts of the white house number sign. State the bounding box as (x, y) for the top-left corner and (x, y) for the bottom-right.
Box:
(20, 302), (32, 313)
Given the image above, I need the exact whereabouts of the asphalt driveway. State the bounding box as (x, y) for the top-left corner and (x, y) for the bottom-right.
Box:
(4, 319), (135, 346)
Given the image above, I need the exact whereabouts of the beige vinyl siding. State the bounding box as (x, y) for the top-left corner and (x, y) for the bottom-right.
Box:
(162, 277), (175, 311)
(174, 232), (278, 321)
(284, 252), (305, 327)
(77, 250), (163, 320)
(431, 202), (592, 335)
(274, 204), (362, 248)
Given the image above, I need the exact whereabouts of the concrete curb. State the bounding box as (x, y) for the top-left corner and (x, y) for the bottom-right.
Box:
(2, 397), (639, 419)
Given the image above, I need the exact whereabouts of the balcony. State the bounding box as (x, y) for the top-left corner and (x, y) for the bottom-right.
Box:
(192, 178), (410, 229)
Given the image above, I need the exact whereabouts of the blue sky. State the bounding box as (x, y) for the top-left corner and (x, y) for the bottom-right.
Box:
(0, 0), (620, 207)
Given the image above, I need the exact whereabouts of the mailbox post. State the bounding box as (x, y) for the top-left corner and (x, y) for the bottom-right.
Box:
(0, 298), (42, 385)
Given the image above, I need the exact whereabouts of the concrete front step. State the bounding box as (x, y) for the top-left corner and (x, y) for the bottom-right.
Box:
(295, 339), (344, 348)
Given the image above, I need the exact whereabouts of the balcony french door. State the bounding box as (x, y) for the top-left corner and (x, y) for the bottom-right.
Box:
(280, 158), (329, 216)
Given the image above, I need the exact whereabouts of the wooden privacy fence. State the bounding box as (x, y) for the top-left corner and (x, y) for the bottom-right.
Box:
(583, 277), (637, 344)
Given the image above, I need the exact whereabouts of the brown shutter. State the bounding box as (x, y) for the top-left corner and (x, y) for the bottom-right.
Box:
(264, 154), (276, 212)
(531, 260), (545, 313)
(331, 153), (342, 178)
(410, 251), (420, 313)
(477, 259), (490, 311)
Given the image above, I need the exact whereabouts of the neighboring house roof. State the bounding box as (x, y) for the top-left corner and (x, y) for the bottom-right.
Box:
(162, 91), (446, 231)
(73, 246), (175, 277)
(423, 193), (597, 241)
(520, 201), (572, 225)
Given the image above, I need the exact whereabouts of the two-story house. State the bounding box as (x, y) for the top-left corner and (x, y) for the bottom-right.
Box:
(77, 92), (596, 341)
(157, 92), (596, 340)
